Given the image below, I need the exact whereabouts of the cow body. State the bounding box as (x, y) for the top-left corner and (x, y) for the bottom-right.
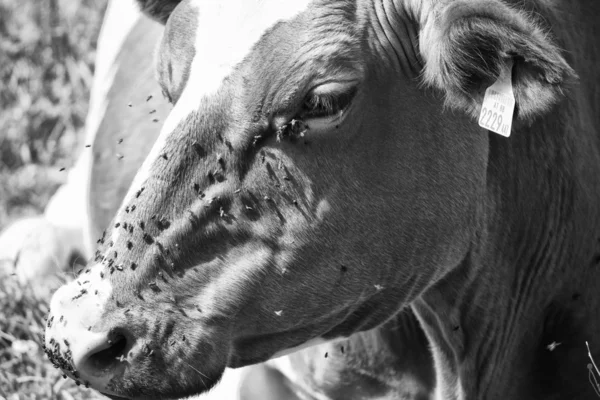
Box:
(42, 0), (600, 399)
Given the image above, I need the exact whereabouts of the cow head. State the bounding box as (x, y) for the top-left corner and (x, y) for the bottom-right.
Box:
(45, 0), (574, 398)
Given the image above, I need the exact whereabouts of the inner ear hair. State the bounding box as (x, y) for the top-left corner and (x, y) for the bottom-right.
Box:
(419, 0), (577, 121)
(136, 0), (182, 25)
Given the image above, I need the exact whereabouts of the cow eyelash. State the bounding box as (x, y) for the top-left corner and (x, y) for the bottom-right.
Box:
(301, 87), (357, 119)
(161, 88), (173, 104)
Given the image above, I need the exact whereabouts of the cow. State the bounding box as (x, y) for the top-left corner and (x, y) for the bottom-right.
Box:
(43, 0), (600, 399)
(15, 0), (434, 398)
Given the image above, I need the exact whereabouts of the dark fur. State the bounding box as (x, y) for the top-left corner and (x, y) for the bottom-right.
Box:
(135, 0), (182, 24)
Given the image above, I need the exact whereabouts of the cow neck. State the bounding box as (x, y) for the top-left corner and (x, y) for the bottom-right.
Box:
(280, 310), (435, 400)
(413, 98), (600, 400)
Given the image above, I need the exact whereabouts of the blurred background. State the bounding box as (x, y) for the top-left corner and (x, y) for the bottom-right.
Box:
(0, 0), (107, 398)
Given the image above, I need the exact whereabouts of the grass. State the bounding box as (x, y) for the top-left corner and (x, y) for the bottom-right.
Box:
(0, 0), (107, 398)
(587, 342), (600, 397)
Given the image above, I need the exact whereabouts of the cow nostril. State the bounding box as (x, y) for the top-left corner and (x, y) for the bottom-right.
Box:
(84, 335), (128, 375)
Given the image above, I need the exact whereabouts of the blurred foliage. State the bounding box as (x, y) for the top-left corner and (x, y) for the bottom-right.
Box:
(0, 0), (107, 398)
(0, 0), (107, 230)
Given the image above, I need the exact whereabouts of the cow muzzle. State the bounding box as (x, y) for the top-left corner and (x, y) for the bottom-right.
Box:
(44, 267), (132, 393)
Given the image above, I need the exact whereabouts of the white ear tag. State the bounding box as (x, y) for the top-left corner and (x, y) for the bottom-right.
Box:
(478, 59), (515, 137)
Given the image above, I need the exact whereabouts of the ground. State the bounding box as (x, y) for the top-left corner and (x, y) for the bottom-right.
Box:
(0, 0), (107, 398)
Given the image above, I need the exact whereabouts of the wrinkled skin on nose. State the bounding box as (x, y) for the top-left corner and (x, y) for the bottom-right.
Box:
(44, 1), (487, 398)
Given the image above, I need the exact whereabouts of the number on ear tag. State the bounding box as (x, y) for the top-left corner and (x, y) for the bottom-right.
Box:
(478, 59), (516, 137)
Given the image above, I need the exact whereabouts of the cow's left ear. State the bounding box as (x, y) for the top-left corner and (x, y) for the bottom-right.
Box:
(419, 0), (577, 121)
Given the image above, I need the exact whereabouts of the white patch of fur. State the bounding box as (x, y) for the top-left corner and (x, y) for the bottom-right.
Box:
(0, 217), (67, 296)
(186, 0), (312, 97)
(46, 266), (114, 388)
(83, 0), (143, 248)
(118, 0), (312, 219)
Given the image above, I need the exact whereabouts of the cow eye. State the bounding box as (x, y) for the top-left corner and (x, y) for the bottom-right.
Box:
(301, 82), (357, 130)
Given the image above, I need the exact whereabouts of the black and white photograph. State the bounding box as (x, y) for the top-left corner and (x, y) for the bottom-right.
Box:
(1, 0), (599, 399)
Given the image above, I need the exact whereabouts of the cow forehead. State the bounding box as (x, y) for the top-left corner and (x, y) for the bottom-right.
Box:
(118, 0), (314, 221)
(181, 0), (313, 96)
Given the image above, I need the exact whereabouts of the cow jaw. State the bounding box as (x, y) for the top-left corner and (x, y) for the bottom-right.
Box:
(44, 241), (282, 398)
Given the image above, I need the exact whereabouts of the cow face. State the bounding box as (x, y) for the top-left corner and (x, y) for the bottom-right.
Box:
(45, 0), (573, 398)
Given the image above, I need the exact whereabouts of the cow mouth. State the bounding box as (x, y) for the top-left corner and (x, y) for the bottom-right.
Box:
(85, 334), (129, 374)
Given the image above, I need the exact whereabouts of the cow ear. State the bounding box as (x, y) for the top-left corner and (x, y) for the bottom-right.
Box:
(419, 0), (576, 121)
(136, 0), (182, 24)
